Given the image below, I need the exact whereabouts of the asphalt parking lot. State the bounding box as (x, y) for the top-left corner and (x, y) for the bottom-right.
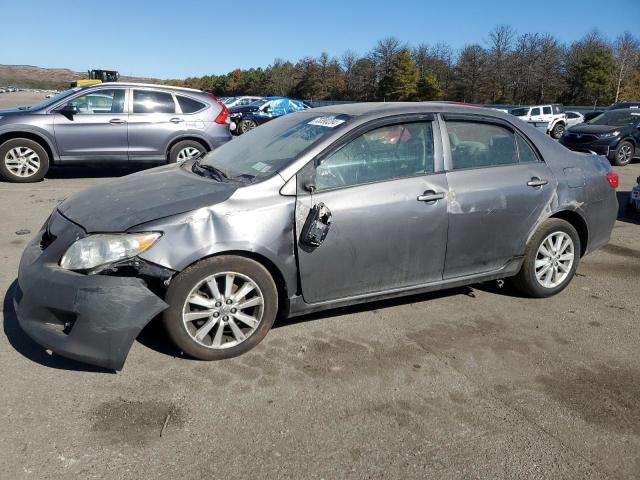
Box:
(1, 92), (640, 479)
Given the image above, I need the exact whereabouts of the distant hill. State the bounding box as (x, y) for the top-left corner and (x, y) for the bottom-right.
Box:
(0, 65), (163, 90)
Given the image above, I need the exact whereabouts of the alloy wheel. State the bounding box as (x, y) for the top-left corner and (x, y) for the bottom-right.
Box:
(618, 143), (633, 163)
(4, 146), (40, 178)
(182, 271), (265, 349)
(534, 231), (575, 288)
(177, 146), (201, 161)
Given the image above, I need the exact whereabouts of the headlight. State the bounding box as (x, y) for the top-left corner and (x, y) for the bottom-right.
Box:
(600, 131), (620, 139)
(60, 232), (161, 271)
(230, 113), (241, 118)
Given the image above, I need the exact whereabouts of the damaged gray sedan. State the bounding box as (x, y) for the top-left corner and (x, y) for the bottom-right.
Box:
(16, 103), (619, 370)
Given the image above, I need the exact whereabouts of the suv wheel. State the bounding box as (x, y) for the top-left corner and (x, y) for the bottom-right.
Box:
(238, 119), (258, 134)
(0, 138), (49, 183)
(512, 218), (580, 298)
(550, 123), (565, 139)
(610, 140), (634, 166)
(163, 255), (278, 360)
(168, 140), (206, 164)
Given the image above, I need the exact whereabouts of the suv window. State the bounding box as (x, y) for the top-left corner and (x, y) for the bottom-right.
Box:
(543, 106), (552, 115)
(446, 121), (517, 169)
(176, 95), (206, 114)
(316, 122), (434, 191)
(66, 89), (125, 114)
(530, 107), (541, 116)
(133, 90), (175, 114)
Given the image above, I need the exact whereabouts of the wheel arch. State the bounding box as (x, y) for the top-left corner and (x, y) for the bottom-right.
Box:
(165, 136), (212, 161)
(549, 209), (589, 257)
(0, 131), (56, 164)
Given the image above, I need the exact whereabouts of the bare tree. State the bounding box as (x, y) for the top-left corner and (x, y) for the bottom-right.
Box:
(486, 24), (515, 102)
(613, 32), (640, 102)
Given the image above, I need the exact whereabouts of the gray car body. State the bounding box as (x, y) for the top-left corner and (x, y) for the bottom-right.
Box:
(0, 82), (231, 164)
(17, 102), (618, 370)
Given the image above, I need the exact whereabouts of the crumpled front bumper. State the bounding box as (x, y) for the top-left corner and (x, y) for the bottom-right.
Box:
(15, 211), (168, 371)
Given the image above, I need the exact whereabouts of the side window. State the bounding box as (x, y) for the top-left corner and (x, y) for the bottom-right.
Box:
(530, 107), (541, 116)
(516, 134), (539, 163)
(316, 122), (434, 191)
(132, 90), (175, 114)
(66, 89), (125, 114)
(543, 106), (552, 115)
(446, 121), (517, 169)
(176, 95), (206, 114)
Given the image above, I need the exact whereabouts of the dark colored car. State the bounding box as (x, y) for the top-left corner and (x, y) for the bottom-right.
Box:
(583, 102), (640, 122)
(559, 108), (640, 166)
(0, 83), (231, 182)
(16, 103), (618, 370)
(229, 97), (310, 134)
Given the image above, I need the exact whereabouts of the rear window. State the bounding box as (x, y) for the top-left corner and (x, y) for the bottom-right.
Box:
(177, 95), (206, 114)
(132, 90), (175, 114)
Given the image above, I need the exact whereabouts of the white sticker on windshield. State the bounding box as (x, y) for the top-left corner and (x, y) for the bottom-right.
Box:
(632, 112), (640, 116)
(252, 161), (272, 173)
(308, 116), (346, 128)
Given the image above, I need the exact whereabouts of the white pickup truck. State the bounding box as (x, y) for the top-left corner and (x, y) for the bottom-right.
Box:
(510, 104), (567, 139)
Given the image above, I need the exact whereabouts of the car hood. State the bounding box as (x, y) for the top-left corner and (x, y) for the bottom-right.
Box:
(0, 107), (29, 115)
(58, 163), (237, 233)
(567, 124), (622, 134)
(229, 105), (259, 114)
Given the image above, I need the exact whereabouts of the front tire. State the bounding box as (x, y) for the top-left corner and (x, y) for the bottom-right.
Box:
(512, 219), (580, 298)
(163, 255), (278, 361)
(168, 139), (206, 164)
(0, 138), (49, 183)
(238, 119), (258, 134)
(610, 140), (634, 166)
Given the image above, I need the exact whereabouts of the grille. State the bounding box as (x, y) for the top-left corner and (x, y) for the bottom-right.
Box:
(566, 133), (598, 143)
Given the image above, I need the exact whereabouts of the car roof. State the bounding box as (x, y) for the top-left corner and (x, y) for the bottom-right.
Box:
(84, 82), (204, 94)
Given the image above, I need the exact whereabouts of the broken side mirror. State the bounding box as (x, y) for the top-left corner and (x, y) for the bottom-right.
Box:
(300, 202), (332, 250)
(56, 104), (79, 119)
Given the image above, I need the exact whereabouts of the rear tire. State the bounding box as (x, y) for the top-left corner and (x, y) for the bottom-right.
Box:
(610, 140), (634, 166)
(163, 255), (278, 361)
(550, 123), (565, 139)
(168, 139), (206, 164)
(0, 138), (49, 183)
(511, 219), (580, 298)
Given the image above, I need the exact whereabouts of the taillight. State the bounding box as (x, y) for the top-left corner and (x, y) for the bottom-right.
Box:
(208, 93), (230, 125)
(606, 171), (619, 189)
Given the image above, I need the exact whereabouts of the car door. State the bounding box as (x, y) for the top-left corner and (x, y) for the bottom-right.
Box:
(52, 87), (128, 161)
(441, 115), (557, 279)
(127, 88), (183, 161)
(295, 117), (449, 304)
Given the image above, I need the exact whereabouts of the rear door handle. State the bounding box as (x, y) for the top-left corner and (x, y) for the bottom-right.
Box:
(170, 117), (184, 123)
(527, 177), (548, 187)
(109, 118), (126, 124)
(417, 191), (445, 203)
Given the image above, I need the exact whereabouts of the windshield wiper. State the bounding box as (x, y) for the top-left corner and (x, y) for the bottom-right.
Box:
(192, 162), (229, 182)
(231, 173), (257, 183)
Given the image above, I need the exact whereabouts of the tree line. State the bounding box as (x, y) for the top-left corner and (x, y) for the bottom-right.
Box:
(167, 26), (640, 106)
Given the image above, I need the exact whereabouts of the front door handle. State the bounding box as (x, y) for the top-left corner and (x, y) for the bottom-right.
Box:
(109, 118), (126, 124)
(417, 191), (445, 203)
(170, 117), (184, 123)
(527, 177), (548, 187)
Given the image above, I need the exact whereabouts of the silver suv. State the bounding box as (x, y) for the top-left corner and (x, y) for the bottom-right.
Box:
(0, 83), (231, 182)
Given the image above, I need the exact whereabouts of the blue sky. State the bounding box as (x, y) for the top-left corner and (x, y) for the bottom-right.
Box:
(1, 0), (638, 78)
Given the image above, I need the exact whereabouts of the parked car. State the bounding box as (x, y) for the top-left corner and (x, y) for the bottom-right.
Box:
(229, 97), (310, 134)
(565, 111), (584, 127)
(15, 103), (618, 370)
(628, 176), (640, 213)
(0, 82), (231, 182)
(559, 108), (640, 166)
(583, 102), (640, 122)
(510, 104), (567, 139)
(222, 96), (263, 108)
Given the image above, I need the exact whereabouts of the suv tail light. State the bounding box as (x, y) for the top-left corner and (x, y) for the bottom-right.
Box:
(207, 93), (230, 125)
(606, 171), (619, 189)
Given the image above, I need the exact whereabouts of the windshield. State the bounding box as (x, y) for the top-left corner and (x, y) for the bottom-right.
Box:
(197, 112), (352, 183)
(249, 98), (269, 107)
(221, 97), (235, 104)
(587, 110), (640, 126)
(510, 108), (529, 117)
(24, 88), (82, 110)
